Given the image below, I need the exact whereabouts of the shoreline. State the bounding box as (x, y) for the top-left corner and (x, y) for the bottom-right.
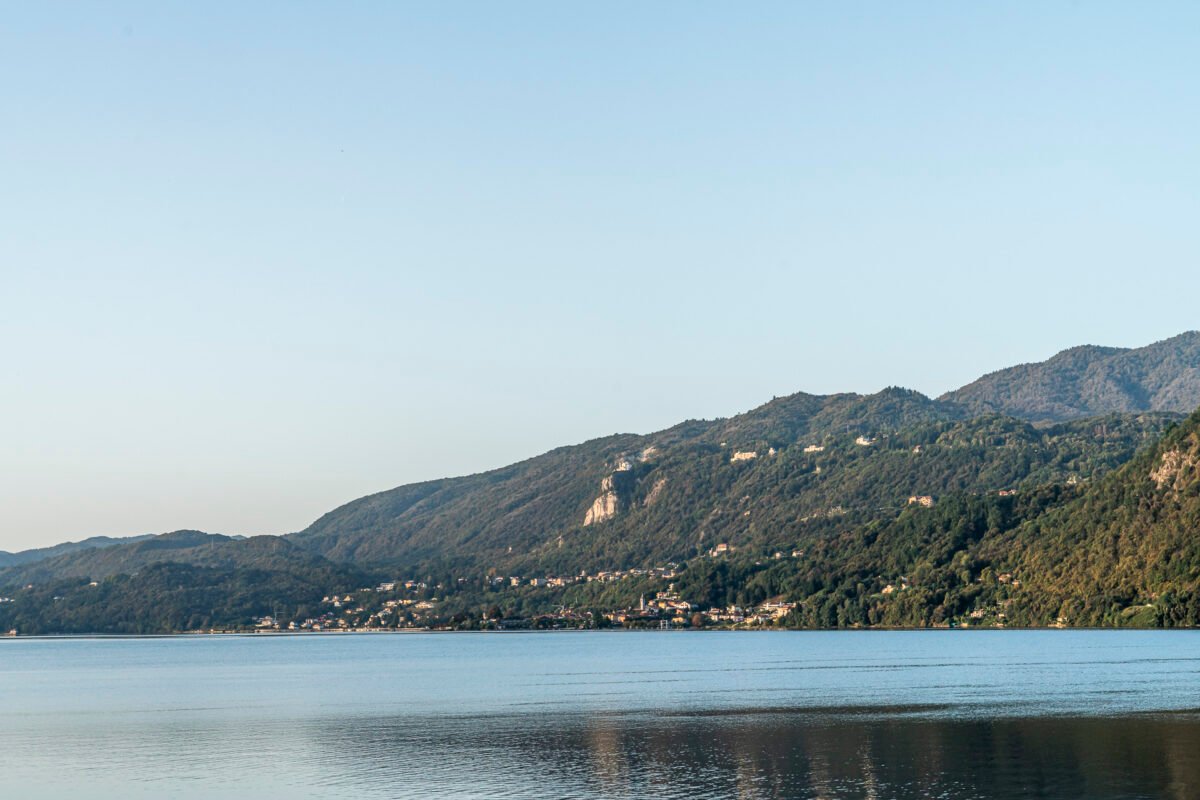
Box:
(3, 626), (1197, 640)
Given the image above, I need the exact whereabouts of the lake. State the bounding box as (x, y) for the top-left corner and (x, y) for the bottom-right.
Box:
(1, 630), (1198, 799)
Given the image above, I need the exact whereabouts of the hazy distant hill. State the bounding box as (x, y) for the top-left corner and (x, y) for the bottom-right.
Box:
(0, 534), (155, 569)
(0, 531), (370, 635)
(0, 530), (336, 587)
(941, 332), (1200, 423)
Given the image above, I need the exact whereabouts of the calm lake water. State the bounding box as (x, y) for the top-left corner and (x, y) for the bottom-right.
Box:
(1, 630), (1199, 799)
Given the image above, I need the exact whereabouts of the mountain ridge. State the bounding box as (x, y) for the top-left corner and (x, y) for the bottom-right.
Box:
(940, 332), (1200, 422)
(0, 534), (157, 569)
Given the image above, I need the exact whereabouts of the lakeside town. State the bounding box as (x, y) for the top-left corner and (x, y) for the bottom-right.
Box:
(0, 532), (1025, 637)
(229, 553), (792, 634)
(250, 578), (798, 633)
(233, 543), (1017, 635)
(0, 529), (1033, 638)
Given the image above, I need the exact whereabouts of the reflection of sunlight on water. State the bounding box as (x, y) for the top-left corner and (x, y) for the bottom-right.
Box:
(586, 717), (628, 794)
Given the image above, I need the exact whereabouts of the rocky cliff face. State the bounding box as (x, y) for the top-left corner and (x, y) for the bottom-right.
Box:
(1150, 429), (1200, 492)
(583, 462), (636, 526)
(583, 479), (619, 525)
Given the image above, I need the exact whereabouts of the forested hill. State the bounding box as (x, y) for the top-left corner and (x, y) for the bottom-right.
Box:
(672, 405), (1200, 629)
(941, 331), (1200, 422)
(288, 388), (1174, 576)
(978, 404), (1200, 625)
(287, 331), (1200, 574)
(287, 387), (966, 569)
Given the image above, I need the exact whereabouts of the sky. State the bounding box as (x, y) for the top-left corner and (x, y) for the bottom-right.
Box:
(3, 3), (1200, 551)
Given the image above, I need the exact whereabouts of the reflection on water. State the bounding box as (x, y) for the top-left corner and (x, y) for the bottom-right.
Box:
(2, 631), (1199, 799)
(309, 708), (1200, 800)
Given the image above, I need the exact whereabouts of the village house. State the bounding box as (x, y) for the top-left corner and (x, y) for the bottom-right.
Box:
(758, 602), (795, 619)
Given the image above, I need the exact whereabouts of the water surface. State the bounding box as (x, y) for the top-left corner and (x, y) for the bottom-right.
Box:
(2, 630), (1198, 799)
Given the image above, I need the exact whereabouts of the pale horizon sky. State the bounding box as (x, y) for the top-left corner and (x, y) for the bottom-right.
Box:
(4, 3), (1200, 551)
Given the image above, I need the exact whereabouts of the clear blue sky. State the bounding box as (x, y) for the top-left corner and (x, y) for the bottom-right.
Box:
(3, 3), (1199, 550)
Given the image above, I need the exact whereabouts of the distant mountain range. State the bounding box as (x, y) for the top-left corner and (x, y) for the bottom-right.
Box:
(1, 531), (304, 587)
(0, 534), (156, 569)
(941, 331), (1200, 422)
(3, 332), (1200, 633)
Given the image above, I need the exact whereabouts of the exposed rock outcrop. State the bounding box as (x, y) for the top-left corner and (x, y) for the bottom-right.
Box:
(583, 461), (636, 526)
(584, 476), (620, 526)
(643, 477), (667, 507)
(1150, 435), (1199, 491)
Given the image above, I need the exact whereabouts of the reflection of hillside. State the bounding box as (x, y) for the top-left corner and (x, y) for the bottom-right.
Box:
(318, 710), (1200, 799)
(305, 708), (1200, 798)
(1165, 719), (1200, 800)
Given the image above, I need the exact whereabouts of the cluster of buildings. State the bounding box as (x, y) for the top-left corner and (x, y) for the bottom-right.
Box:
(254, 613), (340, 631)
(605, 589), (694, 625)
(604, 593), (798, 628)
(705, 601), (796, 624)
(251, 584), (445, 632)
(709, 543), (804, 560)
(492, 564), (680, 589)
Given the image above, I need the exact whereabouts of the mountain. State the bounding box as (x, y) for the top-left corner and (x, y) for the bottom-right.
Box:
(7, 334), (1200, 633)
(288, 388), (966, 570)
(291, 331), (1200, 576)
(941, 332), (1200, 423)
(289, 387), (1174, 576)
(0, 534), (156, 569)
